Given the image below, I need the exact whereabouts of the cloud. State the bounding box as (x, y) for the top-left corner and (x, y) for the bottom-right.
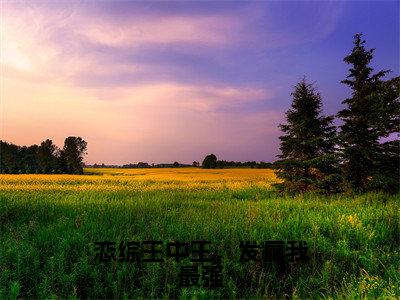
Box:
(112, 83), (272, 112)
(78, 14), (242, 47)
(2, 2), (344, 90)
(2, 76), (280, 164)
(1, 2), (344, 163)
(1, 3), (251, 83)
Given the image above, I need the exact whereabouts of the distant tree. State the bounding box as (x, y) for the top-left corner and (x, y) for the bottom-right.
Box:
(0, 137), (89, 174)
(0, 141), (19, 173)
(337, 33), (398, 192)
(20, 145), (39, 173)
(216, 160), (225, 168)
(63, 136), (87, 174)
(137, 162), (150, 168)
(56, 149), (69, 174)
(257, 161), (272, 169)
(202, 154), (217, 169)
(37, 139), (58, 173)
(173, 161), (180, 167)
(192, 161), (200, 167)
(277, 79), (340, 193)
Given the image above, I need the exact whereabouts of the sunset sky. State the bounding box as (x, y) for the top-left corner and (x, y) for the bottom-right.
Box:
(1, 1), (398, 164)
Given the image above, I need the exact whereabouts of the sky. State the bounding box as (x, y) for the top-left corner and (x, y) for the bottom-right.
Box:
(1, 0), (399, 164)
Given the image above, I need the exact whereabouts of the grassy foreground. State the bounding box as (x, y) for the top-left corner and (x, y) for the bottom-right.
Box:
(0, 168), (399, 299)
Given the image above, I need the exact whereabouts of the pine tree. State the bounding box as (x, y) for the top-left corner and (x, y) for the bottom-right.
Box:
(368, 76), (400, 193)
(337, 33), (394, 192)
(277, 78), (339, 193)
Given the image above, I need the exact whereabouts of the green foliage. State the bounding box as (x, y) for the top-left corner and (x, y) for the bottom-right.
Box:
(63, 137), (88, 174)
(215, 160), (269, 168)
(277, 79), (339, 193)
(367, 174), (399, 195)
(276, 34), (399, 194)
(367, 140), (400, 193)
(0, 141), (19, 173)
(37, 139), (58, 173)
(0, 137), (87, 174)
(202, 154), (217, 169)
(337, 33), (399, 192)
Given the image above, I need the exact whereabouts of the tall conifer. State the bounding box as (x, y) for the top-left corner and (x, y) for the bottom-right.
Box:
(337, 33), (396, 191)
(277, 79), (338, 192)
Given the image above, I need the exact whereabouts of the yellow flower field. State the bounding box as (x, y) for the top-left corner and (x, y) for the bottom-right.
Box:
(0, 167), (278, 192)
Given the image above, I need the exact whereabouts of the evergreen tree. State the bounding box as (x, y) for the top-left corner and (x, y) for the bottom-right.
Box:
(337, 33), (397, 191)
(277, 79), (339, 193)
(370, 76), (400, 137)
(367, 76), (400, 192)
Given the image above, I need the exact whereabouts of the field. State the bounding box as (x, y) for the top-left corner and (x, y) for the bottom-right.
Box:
(1, 168), (399, 299)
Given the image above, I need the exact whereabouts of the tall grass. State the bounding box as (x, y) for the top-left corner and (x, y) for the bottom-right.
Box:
(0, 168), (398, 299)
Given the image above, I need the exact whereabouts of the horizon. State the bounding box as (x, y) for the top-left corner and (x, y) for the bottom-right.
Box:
(2, 1), (399, 165)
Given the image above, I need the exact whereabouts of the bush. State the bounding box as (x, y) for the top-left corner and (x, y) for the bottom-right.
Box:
(367, 174), (399, 194)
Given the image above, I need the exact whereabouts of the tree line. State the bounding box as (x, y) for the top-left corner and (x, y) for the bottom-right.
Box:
(0, 137), (87, 174)
(88, 160), (272, 169)
(201, 154), (272, 169)
(88, 162), (193, 168)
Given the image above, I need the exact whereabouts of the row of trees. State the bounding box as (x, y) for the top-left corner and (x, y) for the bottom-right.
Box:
(0, 137), (87, 174)
(201, 154), (272, 169)
(276, 34), (399, 194)
(89, 162), (193, 168)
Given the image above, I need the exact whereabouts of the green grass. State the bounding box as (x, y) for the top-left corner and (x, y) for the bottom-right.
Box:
(0, 172), (399, 299)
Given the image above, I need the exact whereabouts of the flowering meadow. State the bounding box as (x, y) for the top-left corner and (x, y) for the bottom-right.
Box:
(1, 168), (398, 298)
